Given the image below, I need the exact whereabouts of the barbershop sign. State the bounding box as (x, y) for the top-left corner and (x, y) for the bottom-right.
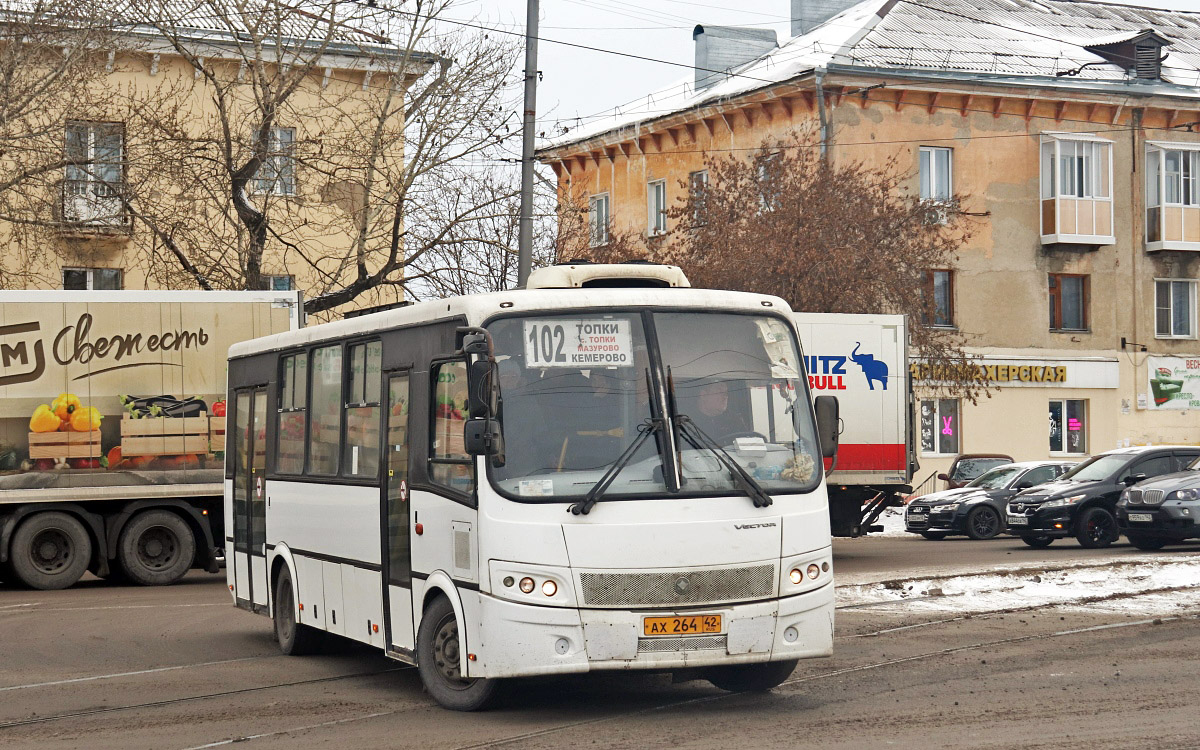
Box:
(911, 356), (1118, 389)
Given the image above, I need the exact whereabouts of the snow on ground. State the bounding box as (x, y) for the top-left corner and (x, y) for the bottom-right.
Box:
(874, 507), (909, 537)
(836, 559), (1200, 616)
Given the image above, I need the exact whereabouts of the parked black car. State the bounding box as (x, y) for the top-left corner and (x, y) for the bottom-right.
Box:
(1116, 456), (1200, 550)
(939, 453), (1015, 489)
(907, 461), (1075, 540)
(1006, 446), (1200, 548)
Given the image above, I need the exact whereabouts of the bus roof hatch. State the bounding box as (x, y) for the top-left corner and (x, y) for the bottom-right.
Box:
(526, 262), (691, 290)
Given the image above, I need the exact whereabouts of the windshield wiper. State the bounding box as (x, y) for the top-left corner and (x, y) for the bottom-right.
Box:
(675, 415), (773, 508)
(568, 418), (663, 516)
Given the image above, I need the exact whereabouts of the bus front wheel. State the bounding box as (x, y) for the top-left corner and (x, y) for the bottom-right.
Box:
(274, 566), (322, 655)
(416, 595), (499, 711)
(707, 659), (798, 693)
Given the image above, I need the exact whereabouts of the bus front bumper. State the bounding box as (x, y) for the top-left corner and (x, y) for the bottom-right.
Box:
(465, 581), (834, 680)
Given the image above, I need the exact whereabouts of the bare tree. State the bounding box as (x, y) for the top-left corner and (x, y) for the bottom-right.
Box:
(112, 0), (520, 315)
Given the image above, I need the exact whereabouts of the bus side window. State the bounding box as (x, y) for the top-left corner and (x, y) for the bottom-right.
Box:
(276, 352), (307, 474)
(430, 361), (474, 493)
(307, 345), (342, 475)
(344, 341), (381, 479)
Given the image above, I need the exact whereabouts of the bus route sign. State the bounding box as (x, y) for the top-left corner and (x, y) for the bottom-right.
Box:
(523, 319), (634, 368)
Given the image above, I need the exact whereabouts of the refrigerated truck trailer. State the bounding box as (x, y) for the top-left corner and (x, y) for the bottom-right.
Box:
(0, 290), (301, 590)
(792, 313), (916, 536)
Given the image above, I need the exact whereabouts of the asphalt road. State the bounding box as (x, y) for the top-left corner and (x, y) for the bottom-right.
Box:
(1, 536), (1198, 750)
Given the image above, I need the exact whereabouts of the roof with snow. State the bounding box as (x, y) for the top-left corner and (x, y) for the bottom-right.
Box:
(541, 0), (1200, 153)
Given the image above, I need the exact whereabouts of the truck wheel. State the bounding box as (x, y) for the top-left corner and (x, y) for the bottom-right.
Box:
(920, 531), (947, 540)
(417, 595), (500, 711)
(274, 565), (322, 655)
(1021, 535), (1054, 548)
(965, 507), (1002, 540)
(1126, 534), (1167, 551)
(10, 512), (92, 590)
(117, 510), (196, 586)
(708, 659), (798, 692)
(1075, 507), (1118, 549)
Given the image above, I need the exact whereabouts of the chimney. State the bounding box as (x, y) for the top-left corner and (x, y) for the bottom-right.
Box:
(1084, 29), (1171, 81)
(693, 25), (778, 92)
(791, 0), (861, 37)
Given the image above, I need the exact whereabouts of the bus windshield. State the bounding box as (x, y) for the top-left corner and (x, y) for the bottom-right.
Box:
(487, 311), (822, 502)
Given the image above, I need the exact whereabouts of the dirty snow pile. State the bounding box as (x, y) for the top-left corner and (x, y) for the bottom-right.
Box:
(837, 559), (1200, 616)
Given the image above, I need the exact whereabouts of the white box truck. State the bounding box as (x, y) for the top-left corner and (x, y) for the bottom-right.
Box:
(0, 291), (301, 589)
(792, 313), (915, 536)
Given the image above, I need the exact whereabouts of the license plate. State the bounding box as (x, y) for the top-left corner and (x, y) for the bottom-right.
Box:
(908, 512), (926, 520)
(1128, 513), (1153, 523)
(643, 614), (722, 637)
(1008, 516), (1029, 526)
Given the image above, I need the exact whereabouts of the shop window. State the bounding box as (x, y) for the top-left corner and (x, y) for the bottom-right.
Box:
(1146, 143), (1200, 250)
(1156, 279), (1196, 339)
(647, 179), (667, 236)
(430, 361), (474, 493)
(924, 270), (954, 327)
(920, 398), (960, 455)
(306, 345), (342, 475)
(1039, 135), (1113, 244)
(343, 341), (381, 478)
(1049, 273), (1088, 332)
(588, 193), (609, 247)
(1049, 399), (1086, 454)
(275, 353), (307, 474)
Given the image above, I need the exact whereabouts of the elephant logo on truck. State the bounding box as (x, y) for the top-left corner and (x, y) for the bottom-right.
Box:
(849, 342), (889, 391)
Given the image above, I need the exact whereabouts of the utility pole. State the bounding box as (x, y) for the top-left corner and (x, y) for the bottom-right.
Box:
(516, 0), (539, 288)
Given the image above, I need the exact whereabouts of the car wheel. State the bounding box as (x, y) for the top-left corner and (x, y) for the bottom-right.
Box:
(10, 512), (92, 590)
(117, 510), (196, 586)
(708, 659), (798, 692)
(417, 595), (500, 711)
(274, 565), (322, 655)
(1020, 535), (1054, 548)
(965, 506), (1002, 540)
(1126, 534), (1167, 551)
(920, 531), (947, 541)
(1075, 507), (1118, 549)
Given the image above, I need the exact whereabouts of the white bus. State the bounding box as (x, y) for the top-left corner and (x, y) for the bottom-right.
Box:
(225, 263), (839, 710)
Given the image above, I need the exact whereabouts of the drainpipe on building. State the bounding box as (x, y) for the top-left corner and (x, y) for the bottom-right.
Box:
(1130, 107), (1144, 402)
(816, 67), (830, 162)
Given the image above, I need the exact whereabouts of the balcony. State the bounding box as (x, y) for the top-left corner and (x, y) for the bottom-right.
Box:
(1040, 134), (1115, 248)
(1146, 205), (1200, 252)
(58, 179), (131, 234)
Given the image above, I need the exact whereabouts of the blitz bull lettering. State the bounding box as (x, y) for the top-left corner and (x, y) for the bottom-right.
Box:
(805, 355), (847, 391)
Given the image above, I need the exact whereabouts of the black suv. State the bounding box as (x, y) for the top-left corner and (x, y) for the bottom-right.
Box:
(1116, 456), (1200, 550)
(1006, 446), (1200, 548)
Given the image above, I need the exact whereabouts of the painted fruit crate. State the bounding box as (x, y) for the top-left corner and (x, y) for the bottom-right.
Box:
(209, 416), (227, 453)
(28, 430), (102, 460)
(121, 415), (210, 456)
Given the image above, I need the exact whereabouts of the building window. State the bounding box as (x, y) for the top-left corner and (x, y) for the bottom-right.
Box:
(924, 270), (954, 327)
(1049, 399), (1087, 454)
(63, 268), (122, 290)
(688, 170), (708, 225)
(1048, 273), (1088, 331)
(919, 146), (952, 202)
(1155, 279), (1196, 339)
(647, 179), (667, 236)
(254, 127), (296, 196)
(64, 121), (125, 226)
(264, 274), (293, 291)
(588, 193), (609, 247)
(1039, 135), (1113, 243)
(275, 353), (308, 474)
(920, 398), (960, 455)
(1146, 144), (1200, 249)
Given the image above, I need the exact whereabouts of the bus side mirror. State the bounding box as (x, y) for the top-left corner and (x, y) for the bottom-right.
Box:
(467, 360), (498, 419)
(815, 396), (839, 459)
(464, 418), (503, 457)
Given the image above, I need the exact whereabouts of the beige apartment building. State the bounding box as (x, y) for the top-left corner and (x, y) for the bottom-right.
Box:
(2, 7), (424, 317)
(538, 0), (1200, 481)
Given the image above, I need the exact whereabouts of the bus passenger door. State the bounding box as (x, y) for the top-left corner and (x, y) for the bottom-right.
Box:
(381, 371), (415, 654)
(233, 387), (269, 612)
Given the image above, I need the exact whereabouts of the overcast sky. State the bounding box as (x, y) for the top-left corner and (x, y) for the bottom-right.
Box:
(446, 0), (1200, 147)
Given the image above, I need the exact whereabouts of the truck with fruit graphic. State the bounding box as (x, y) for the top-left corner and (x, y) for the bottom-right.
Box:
(0, 291), (301, 590)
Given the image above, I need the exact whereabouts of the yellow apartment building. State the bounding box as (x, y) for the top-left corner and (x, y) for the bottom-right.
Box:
(538, 0), (1200, 481)
(2, 6), (427, 318)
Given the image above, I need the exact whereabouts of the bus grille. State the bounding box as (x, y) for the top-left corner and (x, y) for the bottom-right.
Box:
(637, 635), (727, 653)
(579, 565), (775, 607)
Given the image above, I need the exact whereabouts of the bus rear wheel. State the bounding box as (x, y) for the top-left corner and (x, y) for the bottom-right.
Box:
(707, 659), (798, 693)
(417, 595), (499, 711)
(117, 510), (196, 586)
(10, 512), (92, 590)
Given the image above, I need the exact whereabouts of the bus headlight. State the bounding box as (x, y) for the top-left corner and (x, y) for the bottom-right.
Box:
(780, 550), (832, 596)
(489, 561), (575, 607)
(789, 568), (803, 585)
(519, 577), (535, 594)
(541, 580), (557, 596)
